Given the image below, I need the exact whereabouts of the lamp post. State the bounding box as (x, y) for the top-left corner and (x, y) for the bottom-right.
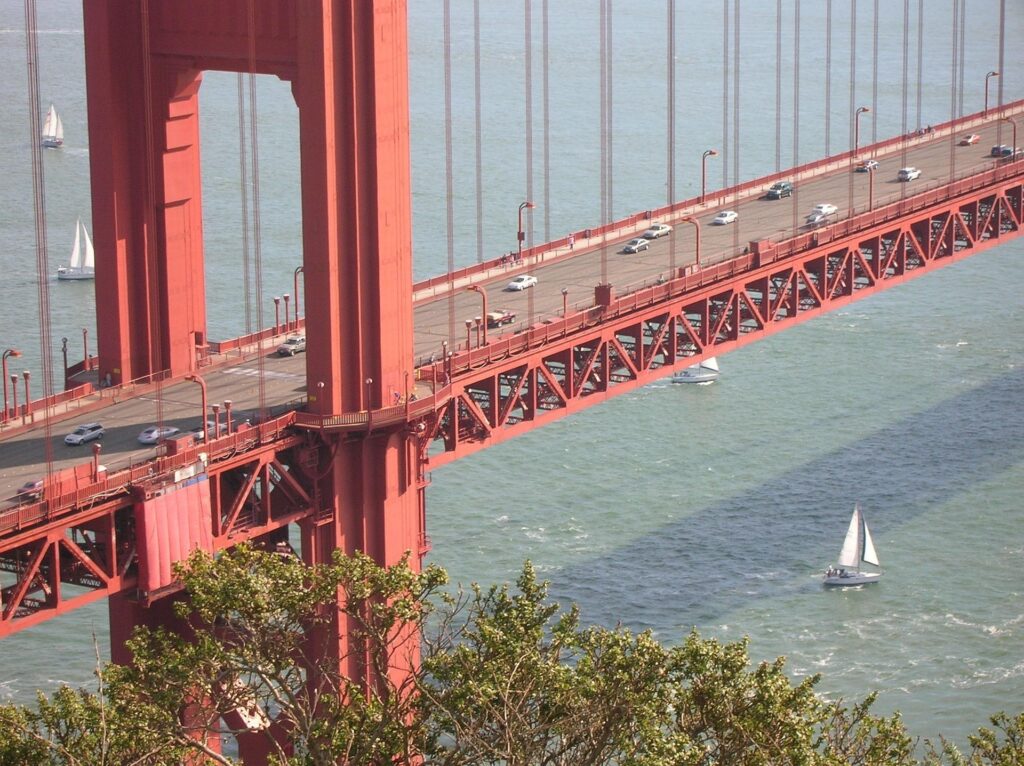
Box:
(680, 216), (701, 268)
(517, 200), (535, 262)
(223, 399), (233, 434)
(1001, 116), (1017, 157)
(701, 149), (718, 204)
(273, 296), (281, 334)
(985, 70), (999, 114)
(211, 403), (220, 438)
(467, 284), (488, 345)
(82, 328), (89, 371)
(465, 319), (473, 349)
(3, 348), (21, 420)
(9, 374), (18, 420)
(61, 338), (68, 385)
(365, 377), (373, 431)
(867, 163), (876, 211)
(185, 374), (208, 435)
(21, 370), (30, 423)
(283, 293), (290, 332)
(561, 287), (568, 316)
(854, 106), (870, 158)
(293, 265), (304, 329)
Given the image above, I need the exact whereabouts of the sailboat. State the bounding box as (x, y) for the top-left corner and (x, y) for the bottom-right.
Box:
(823, 504), (882, 586)
(42, 103), (64, 148)
(57, 219), (95, 281)
(672, 356), (720, 385)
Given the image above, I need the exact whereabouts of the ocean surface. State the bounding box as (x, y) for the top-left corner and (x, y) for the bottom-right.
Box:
(1, 0), (1022, 749)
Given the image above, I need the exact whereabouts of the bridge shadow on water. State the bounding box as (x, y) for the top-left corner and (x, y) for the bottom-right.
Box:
(545, 365), (1023, 634)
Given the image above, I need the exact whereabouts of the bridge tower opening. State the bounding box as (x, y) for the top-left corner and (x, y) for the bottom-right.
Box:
(83, 2), (421, 758)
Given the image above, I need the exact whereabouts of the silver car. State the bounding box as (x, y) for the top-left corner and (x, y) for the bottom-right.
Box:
(64, 422), (105, 446)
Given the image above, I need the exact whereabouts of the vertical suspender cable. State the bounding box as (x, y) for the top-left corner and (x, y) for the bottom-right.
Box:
(948, 0), (959, 181)
(871, 0), (879, 143)
(996, 0), (1005, 109)
(524, 0), (536, 324)
(139, 0), (165, 427)
(443, 0), (456, 344)
(474, 0), (483, 264)
(791, 0), (801, 234)
(667, 0), (677, 274)
(245, 0), (266, 415)
(720, 0), (729, 191)
(237, 76), (253, 334)
(23, 0), (54, 473)
(957, 0), (965, 116)
(915, 0), (923, 128)
(825, 0), (831, 156)
(604, 2), (614, 231)
(732, 0), (740, 252)
(599, 0), (609, 284)
(542, 0), (550, 243)
(775, 0), (782, 172)
(847, 0), (857, 212)
(899, 0), (909, 199)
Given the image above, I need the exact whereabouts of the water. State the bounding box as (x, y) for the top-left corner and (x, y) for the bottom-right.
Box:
(1, 0), (1022, 749)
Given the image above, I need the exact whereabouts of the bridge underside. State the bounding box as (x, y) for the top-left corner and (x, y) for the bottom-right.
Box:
(421, 169), (1023, 467)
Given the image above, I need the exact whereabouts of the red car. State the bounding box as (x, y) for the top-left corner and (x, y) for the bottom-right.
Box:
(959, 133), (980, 146)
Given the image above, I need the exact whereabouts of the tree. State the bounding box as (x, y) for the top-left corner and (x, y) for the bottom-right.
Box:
(0, 549), (1019, 765)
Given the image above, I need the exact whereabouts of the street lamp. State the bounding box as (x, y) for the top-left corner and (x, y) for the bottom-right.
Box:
(2, 348), (21, 420)
(680, 216), (701, 268)
(61, 338), (68, 385)
(701, 149), (718, 204)
(985, 70), (1000, 114)
(283, 293), (290, 332)
(854, 106), (871, 158)
(21, 370), (30, 422)
(82, 328), (89, 371)
(517, 200), (535, 262)
(467, 284), (488, 345)
(1001, 116), (1017, 158)
(223, 399), (233, 434)
(185, 374), (208, 436)
(465, 318), (473, 349)
(273, 296), (281, 333)
(561, 287), (568, 316)
(867, 163), (876, 211)
(9, 374), (17, 420)
(293, 265), (304, 328)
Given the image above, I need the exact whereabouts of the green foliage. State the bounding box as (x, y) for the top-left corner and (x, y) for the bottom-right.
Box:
(0, 549), (1019, 766)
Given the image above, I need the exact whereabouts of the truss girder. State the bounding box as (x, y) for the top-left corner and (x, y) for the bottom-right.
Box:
(425, 176), (1024, 468)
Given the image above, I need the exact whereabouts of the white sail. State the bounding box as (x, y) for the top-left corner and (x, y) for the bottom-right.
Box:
(861, 521), (880, 567)
(702, 357), (720, 373)
(81, 223), (95, 270)
(42, 104), (63, 147)
(835, 506), (862, 569)
(68, 218), (83, 269)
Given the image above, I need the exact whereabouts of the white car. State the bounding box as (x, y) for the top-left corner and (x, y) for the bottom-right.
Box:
(622, 238), (650, 254)
(138, 425), (181, 445)
(506, 274), (538, 291)
(897, 167), (921, 181)
(642, 222), (673, 239)
(711, 210), (738, 225)
(811, 203), (838, 216)
(856, 159), (879, 172)
(64, 422), (105, 445)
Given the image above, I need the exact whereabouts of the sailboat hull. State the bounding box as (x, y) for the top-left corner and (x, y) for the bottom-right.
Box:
(56, 269), (93, 281)
(823, 571), (882, 586)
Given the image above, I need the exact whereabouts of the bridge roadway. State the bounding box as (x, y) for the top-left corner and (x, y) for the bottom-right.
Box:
(1, 112), (1020, 506)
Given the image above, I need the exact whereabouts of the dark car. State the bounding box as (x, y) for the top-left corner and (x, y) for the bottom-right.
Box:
(486, 310), (516, 328)
(766, 181), (793, 199)
(991, 144), (1011, 157)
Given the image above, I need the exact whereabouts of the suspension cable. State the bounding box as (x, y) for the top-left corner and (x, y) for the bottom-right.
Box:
(443, 0), (456, 344)
(667, 0), (677, 274)
(245, 0), (266, 417)
(23, 0), (54, 474)
(791, 0), (801, 234)
(825, 0), (832, 156)
(775, 0), (782, 172)
(542, 0), (550, 244)
(474, 0), (483, 264)
(237, 75), (253, 334)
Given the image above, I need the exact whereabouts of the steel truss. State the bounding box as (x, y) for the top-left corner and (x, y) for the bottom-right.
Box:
(423, 174), (1023, 467)
(0, 430), (315, 637)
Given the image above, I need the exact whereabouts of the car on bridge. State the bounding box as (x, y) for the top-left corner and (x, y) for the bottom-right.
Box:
(138, 425), (181, 444)
(765, 180), (793, 199)
(897, 166), (921, 181)
(621, 237), (649, 253)
(711, 210), (738, 225)
(277, 335), (306, 356)
(16, 479), (44, 502)
(506, 274), (538, 291)
(856, 159), (879, 172)
(959, 133), (980, 145)
(486, 310), (517, 328)
(811, 203), (838, 216)
(641, 222), (672, 239)
(64, 422), (104, 446)
(990, 144), (1011, 157)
